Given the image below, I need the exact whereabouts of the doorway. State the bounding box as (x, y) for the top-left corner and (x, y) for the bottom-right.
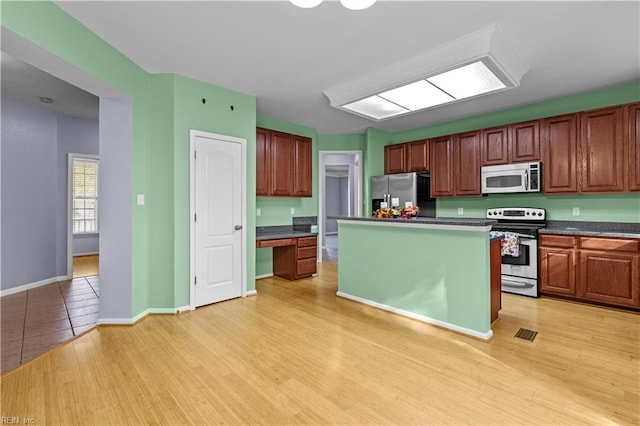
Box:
(318, 151), (362, 263)
(190, 130), (247, 309)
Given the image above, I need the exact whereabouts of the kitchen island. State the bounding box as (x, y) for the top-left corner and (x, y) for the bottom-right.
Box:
(336, 217), (499, 339)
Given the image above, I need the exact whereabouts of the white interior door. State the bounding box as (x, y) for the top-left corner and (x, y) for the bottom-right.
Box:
(193, 133), (243, 307)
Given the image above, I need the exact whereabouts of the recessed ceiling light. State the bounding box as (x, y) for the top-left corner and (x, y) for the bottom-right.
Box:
(39, 97), (54, 104)
(340, 0), (376, 10)
(324, 24), (529, 122)
(290, 0), (323, 8)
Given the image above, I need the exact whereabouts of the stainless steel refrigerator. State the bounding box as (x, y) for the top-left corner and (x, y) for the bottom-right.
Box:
(370, 172), (436, 217)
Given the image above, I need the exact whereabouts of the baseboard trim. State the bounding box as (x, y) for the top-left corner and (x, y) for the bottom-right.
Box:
(99, 306), (189, 326)
(1, 275), (69, 297)
(245, 290), (258, 296)
(176, 305), (190, 313)
(336, 291), (493, 341)
(73, 252), (99, 257)
(255, 273), (273, 280)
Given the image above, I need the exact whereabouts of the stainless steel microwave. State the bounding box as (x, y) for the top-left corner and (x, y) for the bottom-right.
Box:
(481, 162), (541, 194)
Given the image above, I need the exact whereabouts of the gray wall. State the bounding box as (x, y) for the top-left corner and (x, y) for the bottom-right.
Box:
(1, 96), (99, 291)
(325, 176), (349, 234)
(1, 96), (59, 289)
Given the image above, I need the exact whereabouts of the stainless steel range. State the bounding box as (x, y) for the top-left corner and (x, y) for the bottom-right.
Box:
(487, 208), (546, 297)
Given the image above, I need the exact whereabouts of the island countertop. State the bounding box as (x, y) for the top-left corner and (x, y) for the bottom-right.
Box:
(332, 216), (497, 231)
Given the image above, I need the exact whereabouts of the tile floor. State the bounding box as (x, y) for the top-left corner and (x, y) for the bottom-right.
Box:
(1, 276), (99, 374)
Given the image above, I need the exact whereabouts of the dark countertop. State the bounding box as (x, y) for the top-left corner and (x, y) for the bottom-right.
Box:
(540, 220), (640, 239)
(330, 216), (497, 228)
(256, 225), (317, 240)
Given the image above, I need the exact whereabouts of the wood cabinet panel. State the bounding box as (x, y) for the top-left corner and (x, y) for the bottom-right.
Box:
(384, 144), (407, 174)
(297, 246), (317, 260)
(490, 238), (502, 323)
(510, 120), (540, 162)
(256, 238), (295, 248)
(580, 237), (639, 253)
(454, 131), (481, 196)
(539, 234), (577, 248)
(540, 247), (576, 296)
(579, 251), (639, 307)
(293, 136), (312, 197)
(481, 127), (509, 166)
(296, 258), (317, 276)
(430, 136), (455, 197)
(270, 131), (295, 196)
(580, 106), (625, 192)
(541, 114), (579, 194)
(270, 236), (318, 280)
(405, 140), (430, 172)
(628, 103), (640, 191)
(256, 128), (271, 196)
(298, 236), (317, 247)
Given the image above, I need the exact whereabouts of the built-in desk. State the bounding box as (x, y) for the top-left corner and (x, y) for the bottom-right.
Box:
(256, 230), (318, 280)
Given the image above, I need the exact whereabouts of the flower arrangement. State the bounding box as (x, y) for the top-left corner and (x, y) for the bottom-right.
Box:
(374, 205), (420, 219)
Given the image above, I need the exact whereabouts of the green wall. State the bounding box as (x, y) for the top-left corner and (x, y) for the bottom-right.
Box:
(338, 222), (492, 337)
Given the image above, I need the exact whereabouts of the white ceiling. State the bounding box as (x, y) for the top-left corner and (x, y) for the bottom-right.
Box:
(7, 1), (640, 134)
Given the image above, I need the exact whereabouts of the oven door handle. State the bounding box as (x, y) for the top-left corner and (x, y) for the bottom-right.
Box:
(513, 233), (536, 239)
(502, 277), (535, 288)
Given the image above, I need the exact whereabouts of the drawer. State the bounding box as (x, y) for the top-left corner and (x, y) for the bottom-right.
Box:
(580, 237), (640, 253)
(539, 234), (577, 248)
(296, 258), (317, 276)
(256, 238), (295, 248)
(297, 246), (317, 260)
(297, 236), (317, 247)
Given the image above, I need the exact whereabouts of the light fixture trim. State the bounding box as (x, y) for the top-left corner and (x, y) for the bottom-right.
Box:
(342, 95), (408, 120)
(339, 0), (376, 11)
(290, 0), (323, 8)
(323, 24), (529, 122)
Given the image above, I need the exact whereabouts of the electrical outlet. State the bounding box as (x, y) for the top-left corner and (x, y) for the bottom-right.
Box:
(136, 194), (145, 206)
(572, 207), (580, 216)
(291, 207), (295, 215)
(457, 207), (464, 215)
(256, 208), (261, 217)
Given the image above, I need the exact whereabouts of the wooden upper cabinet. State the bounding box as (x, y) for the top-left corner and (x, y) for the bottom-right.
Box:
(293, 136), (312, 197)
(256, 128), (271, 196)
(541, 114), (579, 194)
(405, 139), (430, 172)
(454, 131), (481, 196)
(481, 126), (509, 166)
(384, 144), (407, 174)
(269, 131), (294, 196)
(580, 106), (625, 192)
(510, 120), (540, 162)
(628, 103), (640, 191)
(430, 136), (455, 197)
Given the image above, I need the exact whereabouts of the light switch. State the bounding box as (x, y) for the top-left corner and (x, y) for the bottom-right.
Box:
(457, 207), (464, 215)
(291, 207), (295, 215)
(137, 194), (145, 206)
(573, 207), (580, 216)
(256, 208), (261, 216)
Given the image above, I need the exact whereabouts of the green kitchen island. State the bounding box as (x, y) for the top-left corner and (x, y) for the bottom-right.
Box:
(336, 217), (500, 340)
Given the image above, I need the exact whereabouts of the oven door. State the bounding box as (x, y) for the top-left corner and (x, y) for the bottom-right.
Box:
(500, 234), (539, 297)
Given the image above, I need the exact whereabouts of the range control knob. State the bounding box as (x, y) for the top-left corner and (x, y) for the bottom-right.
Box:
(538, 212), (543, 216)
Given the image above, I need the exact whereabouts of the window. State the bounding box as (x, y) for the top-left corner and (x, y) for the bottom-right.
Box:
(72, 156), (99, 234)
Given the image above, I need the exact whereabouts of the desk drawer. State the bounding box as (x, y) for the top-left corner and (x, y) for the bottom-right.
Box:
(298, 236), (317, 247)
(256, 238), (294, 248)
(297, 258), (317, 276)
(297, 246), (317, 260)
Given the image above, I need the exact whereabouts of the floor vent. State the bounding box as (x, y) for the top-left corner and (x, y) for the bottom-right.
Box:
(515, 328), (538, 342)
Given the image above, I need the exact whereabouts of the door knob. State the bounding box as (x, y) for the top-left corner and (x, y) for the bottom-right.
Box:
(234, 225), (243, 230)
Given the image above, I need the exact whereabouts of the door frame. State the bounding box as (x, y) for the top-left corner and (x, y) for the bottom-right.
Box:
(189, 129), (247, 310)
(318, 150), (362, 262)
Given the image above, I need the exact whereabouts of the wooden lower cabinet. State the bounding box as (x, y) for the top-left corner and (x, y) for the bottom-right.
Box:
(578, 251), (639, 308)
(271, 236), (317, 280)
(490, 238), (502, 323)
(540, 234), (640, 309)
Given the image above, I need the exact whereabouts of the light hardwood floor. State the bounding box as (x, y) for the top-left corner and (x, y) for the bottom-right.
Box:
(72, 254), (99, 278)
(1, 262), (638, 424)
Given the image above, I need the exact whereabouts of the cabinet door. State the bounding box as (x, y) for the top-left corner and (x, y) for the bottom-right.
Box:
(430, 136), (455, 197)
(256, 128), (271, 196)
(510, 120), (540, 162)
(293, 136), (312, 197)
(406, 140), (429, 172)
(628, 103), (640, 191)
(580, 106), (625, 192)
(579, 251), (639, 307)
(454, 131), (481, 196)
(270, 131), (294, 196)
(540, 247), (576, 296)
(541, 114), (579, 194)
(384, 144), (407, 174)
(481, 126), (509, 166)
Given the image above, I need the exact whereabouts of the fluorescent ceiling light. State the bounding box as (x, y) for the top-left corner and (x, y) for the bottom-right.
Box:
(379, 80), (454, 111)
(290, 0), (323, 8)
(323, 24), (529, 122)
(343, 96), (408, 120)
(340, 0), (376, 10)
(427, 61), (506, 99)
